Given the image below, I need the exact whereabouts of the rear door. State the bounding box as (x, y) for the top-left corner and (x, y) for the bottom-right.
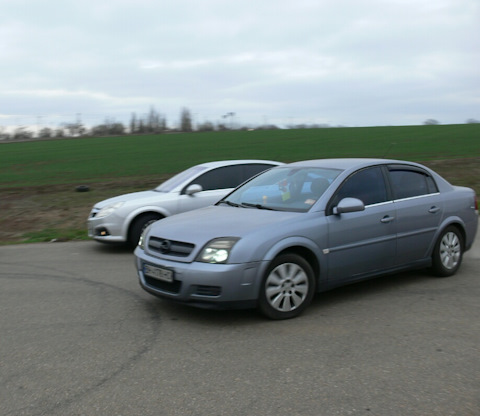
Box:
(388, 165), (443, 265)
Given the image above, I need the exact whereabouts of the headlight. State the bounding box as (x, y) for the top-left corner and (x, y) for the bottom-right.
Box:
(96, 202), (125, 219)
(138, 227), (148, 250)
(197, 238), (239, 264)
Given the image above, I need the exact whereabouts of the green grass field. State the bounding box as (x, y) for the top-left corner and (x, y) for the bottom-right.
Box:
(1, 124), (479, 189)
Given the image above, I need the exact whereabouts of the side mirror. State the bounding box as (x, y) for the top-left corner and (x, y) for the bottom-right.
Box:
(185, 184), (203, 196)
(333, 197), (365, 215)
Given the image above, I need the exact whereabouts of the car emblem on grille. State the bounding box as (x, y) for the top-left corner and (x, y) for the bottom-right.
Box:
(159, 239), (172, 253)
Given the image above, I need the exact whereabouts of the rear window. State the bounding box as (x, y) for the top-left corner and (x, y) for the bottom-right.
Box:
(389, 169), (438, 199)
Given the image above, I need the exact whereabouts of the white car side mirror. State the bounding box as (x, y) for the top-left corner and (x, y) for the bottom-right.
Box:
(185, 184), (203, 196)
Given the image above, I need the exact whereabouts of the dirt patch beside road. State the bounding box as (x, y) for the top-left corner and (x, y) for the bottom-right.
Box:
(0, 178), (163, 244)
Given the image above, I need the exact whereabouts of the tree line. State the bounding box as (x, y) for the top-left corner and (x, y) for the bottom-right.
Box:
(1, 107), (479, 141)
(1, 107), (190, 141)
(0, 107), (279, 141)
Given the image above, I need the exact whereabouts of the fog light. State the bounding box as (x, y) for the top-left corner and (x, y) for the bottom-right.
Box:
(96, 227), (110, 237)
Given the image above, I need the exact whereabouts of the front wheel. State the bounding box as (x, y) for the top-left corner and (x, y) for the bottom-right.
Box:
(258, 253), (315, 320)
(431, 226), (464, 277)
(128, 213), (162, 248)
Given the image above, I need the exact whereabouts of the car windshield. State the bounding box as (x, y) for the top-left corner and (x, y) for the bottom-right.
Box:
(154, 166), (207, 192)
(221, 166), (342, 212)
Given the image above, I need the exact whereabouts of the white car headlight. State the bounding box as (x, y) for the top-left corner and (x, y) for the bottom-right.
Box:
(95, 202), (125, 219)
(197, 238), (239, 264)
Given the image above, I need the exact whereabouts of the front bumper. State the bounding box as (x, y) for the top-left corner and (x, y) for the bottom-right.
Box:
(87, 211), (126, 243)
(135, 247), (264, 310)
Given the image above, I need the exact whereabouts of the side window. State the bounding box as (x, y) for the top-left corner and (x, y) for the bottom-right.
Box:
(189, 165), (243, 191)
(331, 167), (388, 208)
(240, 164), (276, 183)
(389, 169), (438, 199)
(426, 175), (438, 194)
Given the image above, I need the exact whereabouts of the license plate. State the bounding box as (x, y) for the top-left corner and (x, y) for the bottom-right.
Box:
(143, 264), (174, 283)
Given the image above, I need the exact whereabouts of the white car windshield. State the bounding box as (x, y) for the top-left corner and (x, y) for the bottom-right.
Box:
(222, 166), (342, 212)
(155, 166), (207, 192)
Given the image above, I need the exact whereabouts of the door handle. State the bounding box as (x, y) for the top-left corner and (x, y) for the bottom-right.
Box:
(381, 215), (395, 223)
(428, 206), (440, 214)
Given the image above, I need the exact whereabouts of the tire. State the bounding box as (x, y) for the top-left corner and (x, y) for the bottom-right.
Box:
(259, 253), (315, 320)
(128, 213), (162, 248)
(75, 185), (90, 192)
(431, 226), (464, 277)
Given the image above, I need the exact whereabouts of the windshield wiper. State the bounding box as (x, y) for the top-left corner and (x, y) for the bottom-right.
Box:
(240, 202), (276, 210)
(217, 200), (241, 207)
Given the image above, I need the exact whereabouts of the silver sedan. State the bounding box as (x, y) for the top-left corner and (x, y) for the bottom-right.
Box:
(135, 158), (478, 319)
(88, 160), (282, 246)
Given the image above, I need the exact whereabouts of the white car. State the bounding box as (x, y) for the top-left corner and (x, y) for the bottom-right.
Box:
(87, 160), (282, 246)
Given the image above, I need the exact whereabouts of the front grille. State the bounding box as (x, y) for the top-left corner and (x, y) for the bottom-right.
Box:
(148, 237), (195, 257)
(144, 276), (182, 294)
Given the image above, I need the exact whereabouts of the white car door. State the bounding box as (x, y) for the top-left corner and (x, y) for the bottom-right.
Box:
(178, 188), (233, 212)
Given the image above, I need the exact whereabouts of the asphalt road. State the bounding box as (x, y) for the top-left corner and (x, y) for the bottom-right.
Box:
(1, 233), (479, 416)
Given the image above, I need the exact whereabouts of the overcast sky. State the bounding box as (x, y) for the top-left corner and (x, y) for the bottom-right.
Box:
(1, 0), (479, 130)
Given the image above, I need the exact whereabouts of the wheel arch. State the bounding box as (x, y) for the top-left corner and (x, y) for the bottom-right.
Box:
(429, 217), (467, 256)
(275, 246), (320, 282)
(125, 209), (167, 242)
(259, 237), (322, 291)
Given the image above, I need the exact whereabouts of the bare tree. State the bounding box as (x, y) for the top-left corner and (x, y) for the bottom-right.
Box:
(146, 106), (167, 133)
(130, 112), (137, 134)
(54, 128), (65, 138)
(197, 121), (215, 132)
(63, 122), (86, 136)
(38, 127), (53, 139)
(13, 127), (34, 140)
(180, 108), (193, 132)
(90, 118), (125, 136)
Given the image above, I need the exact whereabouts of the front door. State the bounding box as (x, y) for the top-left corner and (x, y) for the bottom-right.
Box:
(325, 166), (397, 282)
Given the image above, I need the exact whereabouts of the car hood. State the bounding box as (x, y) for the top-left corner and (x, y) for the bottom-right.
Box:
(94, 190), (172, 209)
(146, 205), (302, 243)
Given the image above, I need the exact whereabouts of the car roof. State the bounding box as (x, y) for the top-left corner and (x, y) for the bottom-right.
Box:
(196, 160), (284, 169)
(286, 158), (422, 170)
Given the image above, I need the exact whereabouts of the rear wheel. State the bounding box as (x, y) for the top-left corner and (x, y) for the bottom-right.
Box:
(431, 226), (464, 277)
(259, 253), (315, 320)
(128, 213), (162, 248)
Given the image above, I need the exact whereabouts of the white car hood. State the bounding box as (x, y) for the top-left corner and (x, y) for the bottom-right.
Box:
(94, 190), (174, 209)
